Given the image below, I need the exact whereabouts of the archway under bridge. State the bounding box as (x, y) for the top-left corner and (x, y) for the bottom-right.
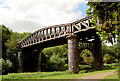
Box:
(18, 16), (103, 74)
(78, 42), (103, 70)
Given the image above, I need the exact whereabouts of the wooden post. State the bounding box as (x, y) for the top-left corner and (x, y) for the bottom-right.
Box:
(18, 51), (23, 73)
(66, 35), (79, 74)
(93, 35), (103, 70)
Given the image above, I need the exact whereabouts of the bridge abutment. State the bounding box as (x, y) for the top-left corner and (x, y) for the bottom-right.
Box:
(18, 51), (23, 73)
(67, 35), (79, 74)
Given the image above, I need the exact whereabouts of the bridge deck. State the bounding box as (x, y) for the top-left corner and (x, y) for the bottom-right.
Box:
(19, 16), (97, 49)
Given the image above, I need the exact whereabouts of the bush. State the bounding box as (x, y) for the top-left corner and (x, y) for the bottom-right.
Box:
(79, 70), (88, 73)
(42, 45), (67, 72)
(64, 64), (68, 70)
(104, 63), (118, 67)
(80, 49), (94, 65)
(1, 58), (12, 74)
(104, 63), (118, 69)
(79, 65), (92, 70)
(103, 54), (111, 64)
(103, 54), (117, 64)
(65, 70), (73, 74)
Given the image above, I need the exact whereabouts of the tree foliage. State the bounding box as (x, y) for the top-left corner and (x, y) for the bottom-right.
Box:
(5, 33), (20, 58)
(1, 24), (119, 74)
(18, 32), (31, 41)
(42, 45), (68, 71)
(5, 33), (20, 73)
(87, 2), (120, 44)
(0, 58), (12, 74)
(102, 44), (118, 64)
(0, 25), (12, 59)
(1, 25), (31, 74)
(80, 49), (94, 65)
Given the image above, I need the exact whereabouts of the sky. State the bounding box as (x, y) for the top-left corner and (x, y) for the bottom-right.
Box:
(0, 0), (89, 33)
(0, 0), (116, 46)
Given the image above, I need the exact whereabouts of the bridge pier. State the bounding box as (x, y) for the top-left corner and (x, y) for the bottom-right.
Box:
(18, 51), (23, 73)
(67, 35), (79, 74)
(93, 36), (103, 70)
(37, 52), (42, 72)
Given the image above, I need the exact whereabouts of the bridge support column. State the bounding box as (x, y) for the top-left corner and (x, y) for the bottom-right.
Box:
(37, 51), (42, 72)
(18, 51), (23, 73)
(67, 35), (79, 74)
(93, 36), (103, 70)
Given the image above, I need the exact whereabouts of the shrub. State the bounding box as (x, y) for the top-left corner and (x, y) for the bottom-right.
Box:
(103, 54), (116, 64)
(104, 63), (118, 69)
(80, 49), (94, 65)
(1, 58), (12, 74)
(79, 70), (88, 73)
(66, 70), (73, 74)
(79, 65), (92, 70)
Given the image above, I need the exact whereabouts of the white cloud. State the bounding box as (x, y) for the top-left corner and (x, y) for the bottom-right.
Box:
(0, 0), (87, 33)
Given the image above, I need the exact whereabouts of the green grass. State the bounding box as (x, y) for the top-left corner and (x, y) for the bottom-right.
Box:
(2, 68), (117, 79)
(1, 63), (118, 81)
(102, 65), (119, 81)
(102, 73), (119, 81)
(42, 69), (117, 79)
(105, 73), (118, 79)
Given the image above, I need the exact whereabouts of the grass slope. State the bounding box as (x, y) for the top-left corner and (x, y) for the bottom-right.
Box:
(2, 69), (117, 80)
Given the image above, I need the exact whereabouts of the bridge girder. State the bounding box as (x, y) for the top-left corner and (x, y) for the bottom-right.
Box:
(18, 16), (103, 74)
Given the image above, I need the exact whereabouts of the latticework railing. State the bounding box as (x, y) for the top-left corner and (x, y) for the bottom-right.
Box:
(19, 16), (94, 48)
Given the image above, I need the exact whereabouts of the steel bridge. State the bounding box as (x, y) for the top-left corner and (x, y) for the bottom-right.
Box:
(18, 16), (103, 74)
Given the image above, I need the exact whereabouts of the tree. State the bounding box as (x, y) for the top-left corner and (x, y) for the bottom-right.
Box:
(50, 53), (65, 71)
(18, 32), (31, 41)
(80, 49), (94, 65)
(0, 25), (11, 60)
(87, 2), (120, 44)
(0, 58), (12, 74)
(102, 43), (118, 64)
(42, 45), (68, 71)
(5, 32), (20, 73)
(0, 24), (32, 74)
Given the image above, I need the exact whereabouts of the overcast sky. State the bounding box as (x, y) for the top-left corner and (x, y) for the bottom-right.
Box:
(0, 0), (89, 33)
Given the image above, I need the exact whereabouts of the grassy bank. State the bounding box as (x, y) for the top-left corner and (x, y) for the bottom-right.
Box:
(1, 63), (118, 80)
(102, 73), (118, 81)
(105, 73), (118, 79)
(2, 68), (117, 79)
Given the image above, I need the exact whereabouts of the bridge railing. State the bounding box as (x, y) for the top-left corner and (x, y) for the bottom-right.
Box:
(19, 15), (94, 48)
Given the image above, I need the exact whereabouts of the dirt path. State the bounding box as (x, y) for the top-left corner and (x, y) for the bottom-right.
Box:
(69, 71), (116, 81)
(78, 71), (116, 79)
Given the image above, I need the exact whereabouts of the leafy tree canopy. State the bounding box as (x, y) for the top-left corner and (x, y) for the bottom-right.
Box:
(87, 2), (120, 44)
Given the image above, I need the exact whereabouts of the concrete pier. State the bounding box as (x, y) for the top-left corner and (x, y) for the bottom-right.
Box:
(67, 35), (79, 74)
(18, 51), (23, 73)
(37, 52), (41, 72)
(93, 36), (103, 70)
